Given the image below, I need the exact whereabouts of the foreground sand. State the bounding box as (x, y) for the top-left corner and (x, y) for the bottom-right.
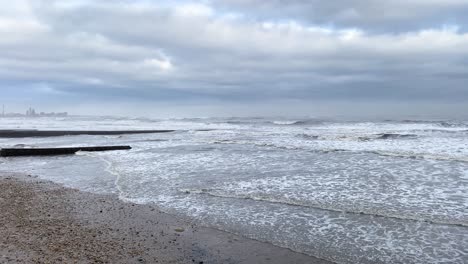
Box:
(0, 173), (331, 264)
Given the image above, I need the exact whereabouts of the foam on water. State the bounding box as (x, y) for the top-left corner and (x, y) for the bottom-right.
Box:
(1, 116), (467, 263)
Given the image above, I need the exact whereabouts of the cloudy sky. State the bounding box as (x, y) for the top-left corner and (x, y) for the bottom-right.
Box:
(1, 0), (468, 117)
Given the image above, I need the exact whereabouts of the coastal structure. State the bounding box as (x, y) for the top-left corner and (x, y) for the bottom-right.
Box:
(26, 107), (68, 117)
(0, 106), (68, 117)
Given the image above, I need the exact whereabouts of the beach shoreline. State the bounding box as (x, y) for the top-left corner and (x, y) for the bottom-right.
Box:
(0, 172), (330, 264)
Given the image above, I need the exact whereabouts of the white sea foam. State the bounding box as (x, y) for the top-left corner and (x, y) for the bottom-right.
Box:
(271, 120), (300, 125)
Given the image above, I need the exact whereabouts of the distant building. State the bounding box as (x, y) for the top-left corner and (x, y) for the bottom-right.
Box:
(26, 107), (37, 116)
(0, 106), (68, 118)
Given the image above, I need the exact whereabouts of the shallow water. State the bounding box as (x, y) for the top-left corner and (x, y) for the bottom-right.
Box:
(1, 116), (467, 263)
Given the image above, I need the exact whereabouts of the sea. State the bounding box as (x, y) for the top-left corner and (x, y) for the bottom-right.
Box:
(0, 116), (467, 264)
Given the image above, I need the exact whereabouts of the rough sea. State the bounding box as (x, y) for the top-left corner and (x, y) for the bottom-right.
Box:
(0, 116), (467, 264)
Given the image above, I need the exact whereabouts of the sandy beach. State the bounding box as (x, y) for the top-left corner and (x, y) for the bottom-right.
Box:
(0, 173), (330, 264)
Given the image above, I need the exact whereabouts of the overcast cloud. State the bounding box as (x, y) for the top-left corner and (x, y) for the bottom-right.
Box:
(1, 0), (467, 117)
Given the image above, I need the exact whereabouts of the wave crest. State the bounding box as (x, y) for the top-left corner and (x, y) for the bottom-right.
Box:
(270, 119), (323, 126)
(376, 133), (418, 140)
(181, 188), (468, 227)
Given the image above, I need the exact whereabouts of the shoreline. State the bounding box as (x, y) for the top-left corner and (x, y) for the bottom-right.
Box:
(0, 173), (331, 264)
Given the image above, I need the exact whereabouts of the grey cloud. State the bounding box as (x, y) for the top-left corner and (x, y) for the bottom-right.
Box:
(0, 0), (467, 117)
(212, 0), (468, 33)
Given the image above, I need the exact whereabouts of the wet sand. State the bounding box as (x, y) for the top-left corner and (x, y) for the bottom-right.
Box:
(0, 173), (331, 264)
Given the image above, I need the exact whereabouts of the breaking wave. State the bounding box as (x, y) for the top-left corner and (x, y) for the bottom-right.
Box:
(295, 134), (319, 140)
(296, 133), (418, 141)
(375, 133), (418, 140)
(271, 120), (301, 125)
(181, 188), (468, 227)
(400, 120), (468, 128)
(270, 119), (324, 126)
(419, 129), (468, 134)
(210, 139), (468, 163)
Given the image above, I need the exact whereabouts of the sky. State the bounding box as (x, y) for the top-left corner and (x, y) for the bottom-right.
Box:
(1, 0), (468, 118)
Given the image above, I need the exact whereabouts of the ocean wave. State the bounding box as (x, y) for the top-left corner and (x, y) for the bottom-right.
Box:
(439, 121), (468, 128)
(209, 139), (468, 163)
(12, 143), (36, 148)
(375, 133), (418, 140)
(181, 188), (468, 227)
(128, 139), (169, 143)
(343, 133), (418, 141)
(222, 120), (302, 126)
(295, 133), (419, 142)
(400, 120), (468, 128)
(295, 134), (319, 140)
(212, 139), (237, 144)
(323, 149), (468, 163)
(224, 121), (253, 125)
(271, 120), (301, 125)
(270, 119), (324, 126)
(419, 129), (468, 134)
(363, 151), (468, 163)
